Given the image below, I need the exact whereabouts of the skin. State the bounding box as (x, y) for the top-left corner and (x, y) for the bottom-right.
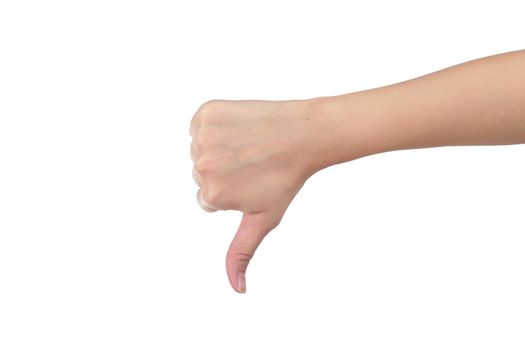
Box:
(189, 49), (525, 293)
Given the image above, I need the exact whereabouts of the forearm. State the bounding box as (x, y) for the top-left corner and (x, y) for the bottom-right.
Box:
(309, 50), (525, 170)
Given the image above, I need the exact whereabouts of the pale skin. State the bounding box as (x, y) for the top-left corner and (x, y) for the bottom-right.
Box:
(189, 50), (525, 293)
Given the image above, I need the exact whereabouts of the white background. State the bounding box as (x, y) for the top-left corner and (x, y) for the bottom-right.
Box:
(1, 1), (524, 349)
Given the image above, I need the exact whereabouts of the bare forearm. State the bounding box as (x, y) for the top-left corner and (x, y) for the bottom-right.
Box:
(310, 50), (525, 170)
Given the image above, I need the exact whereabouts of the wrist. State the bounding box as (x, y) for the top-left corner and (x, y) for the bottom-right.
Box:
(298, 93), (392, 173)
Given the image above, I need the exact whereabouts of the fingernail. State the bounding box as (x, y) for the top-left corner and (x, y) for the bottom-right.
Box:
(237, 272), (246, 294)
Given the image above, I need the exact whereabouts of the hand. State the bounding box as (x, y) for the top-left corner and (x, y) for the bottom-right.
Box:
(190, 99), (321, 293)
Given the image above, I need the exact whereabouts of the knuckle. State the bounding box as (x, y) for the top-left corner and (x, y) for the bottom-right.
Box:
(194, 158), (210, 173)
(193, 134), (206, 150)
(191, 100), (220, 136)
(190, 140), (198, 158)
(201, 187), (221, 207)
(229, 251), (253, 264)
(193, 128), (214, 151)
(192, 170), (201, 186)
(196, 189), (216, 212)
(197, 100), (221, 120)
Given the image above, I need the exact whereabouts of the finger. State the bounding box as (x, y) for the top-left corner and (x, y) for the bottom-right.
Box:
(226, 212), (281, 293)
(196, 189), (217, 212)
(190, 140), (198, 162)
(192, 167), (201, 186)
(189, 110), (199, 137)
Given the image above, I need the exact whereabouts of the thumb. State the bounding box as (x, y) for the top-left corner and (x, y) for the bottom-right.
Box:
(226, 211), (281, 294)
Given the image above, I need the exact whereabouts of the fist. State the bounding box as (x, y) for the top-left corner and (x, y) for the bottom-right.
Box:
(190, 99), (319, 293)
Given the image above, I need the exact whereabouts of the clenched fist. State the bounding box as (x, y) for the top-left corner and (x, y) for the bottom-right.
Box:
(190, 99), (327, 293)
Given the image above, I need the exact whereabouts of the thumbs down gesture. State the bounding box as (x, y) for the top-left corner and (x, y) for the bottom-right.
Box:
(190, 99), (325, 293)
